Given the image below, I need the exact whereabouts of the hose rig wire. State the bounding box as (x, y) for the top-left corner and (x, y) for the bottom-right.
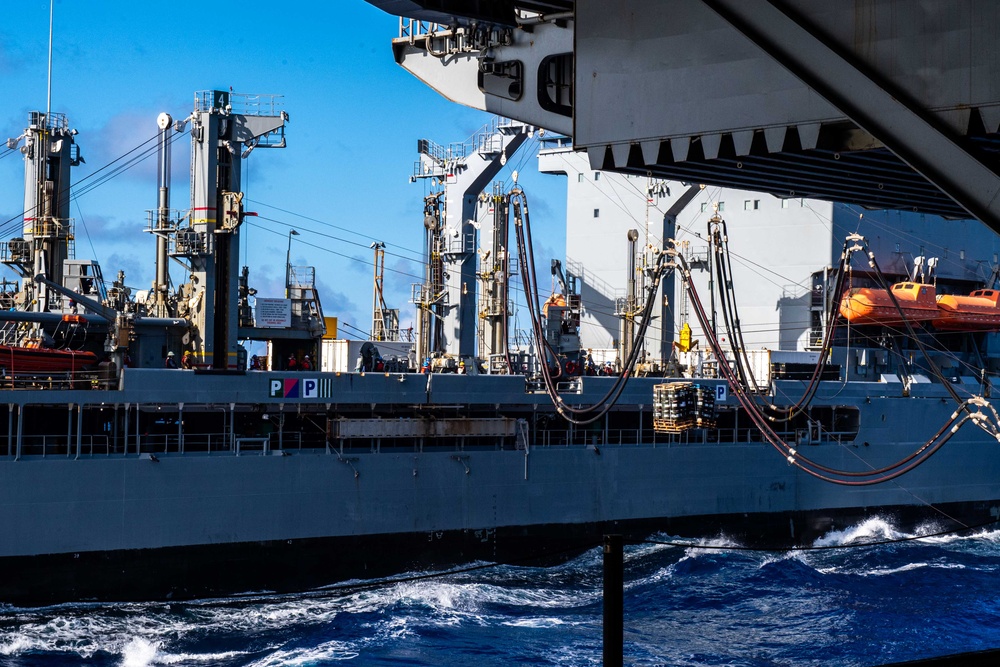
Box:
(673, 245), (1000, 486)
(709, 227), (857, 422)
(510, 187), (665, 425)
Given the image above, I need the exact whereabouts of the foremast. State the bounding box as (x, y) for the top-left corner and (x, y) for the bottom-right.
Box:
(3, 111), (83, 313)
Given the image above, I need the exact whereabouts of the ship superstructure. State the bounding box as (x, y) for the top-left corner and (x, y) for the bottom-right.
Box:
(538, 141), (1000, 378)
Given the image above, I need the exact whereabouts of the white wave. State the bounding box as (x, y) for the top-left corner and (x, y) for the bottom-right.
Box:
(647, 531), (743, 551)
(875, 561), (965, 575)
(812, 516), (904, 547)
(501, 616), (576, 628)
(374, 578), (597, 616)
(0, 634), (36, 656)
(758, 549), (810, 569)
(245, 639), (359, 666)
(817, 560), (968, 577)
(677, 534), (744, 561)
(551, 647), (602, 666)
(1, 621), (250, 665)
(622, 537), (677, 561)
(810, 516), (1000, 553)
(192, 599), (340, 633)
(360, 614), (415, 641)
(0, 574), (593, 664)
(121, 637), (159, 667)
(159, 650), (251, 665)
(0, 600), (292, 663)
(639, 563), (678, 586)
(0, 613), (117, 659)
(913, 525), (1000, 546)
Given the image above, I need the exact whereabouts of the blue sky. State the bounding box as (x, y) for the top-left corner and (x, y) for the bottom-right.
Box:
(0, 1), (566, 338)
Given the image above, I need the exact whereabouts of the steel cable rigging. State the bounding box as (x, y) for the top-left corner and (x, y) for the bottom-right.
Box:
(0, 128), (182, 240)
(672, 242), (1000, 486)
(707, 224), (856, 422)
(510, 187), (667, 425)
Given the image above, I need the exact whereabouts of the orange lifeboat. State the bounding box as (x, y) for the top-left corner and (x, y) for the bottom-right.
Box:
(542, 293), (566, 318)
(933, 289), (1000, 331)
(839, 282), (939, 325)
(0, 345), (97, 374)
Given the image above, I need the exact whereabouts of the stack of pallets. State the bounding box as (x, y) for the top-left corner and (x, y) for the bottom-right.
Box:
(653, 382), (717, 433)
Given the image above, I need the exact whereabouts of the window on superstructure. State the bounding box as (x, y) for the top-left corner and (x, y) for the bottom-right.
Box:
(594, 209), (600, 218)
(594, 172), (600, 181)
(718, 201), (726, 211)
(538, 53), (573, 118)
(753, 199), (760, 210)
(781, 199), (790, 209)
(744, 200), (751, 211)
(700, 202), (708, 213)
(578, 174), (584, 183)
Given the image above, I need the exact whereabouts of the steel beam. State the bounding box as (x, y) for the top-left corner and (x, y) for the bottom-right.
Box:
(701, 0), (1000, 233)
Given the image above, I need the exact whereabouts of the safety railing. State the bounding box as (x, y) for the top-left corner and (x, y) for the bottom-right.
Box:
(194, 91), (284, 117)
(1, 424), (862, 460)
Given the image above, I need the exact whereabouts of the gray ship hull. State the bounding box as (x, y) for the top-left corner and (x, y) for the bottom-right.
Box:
(0, 370), (998, 604)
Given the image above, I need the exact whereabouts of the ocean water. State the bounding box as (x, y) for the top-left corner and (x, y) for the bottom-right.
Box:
(2, 518), (999, 666)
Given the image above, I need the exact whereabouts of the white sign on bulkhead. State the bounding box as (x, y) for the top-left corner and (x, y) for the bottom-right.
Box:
(256, 298), (292, 328)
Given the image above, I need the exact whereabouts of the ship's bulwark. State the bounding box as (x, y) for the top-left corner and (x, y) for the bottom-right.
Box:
(0, 370), (998, 604)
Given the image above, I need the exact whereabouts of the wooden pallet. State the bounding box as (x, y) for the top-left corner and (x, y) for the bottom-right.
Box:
(653, 417), (717, 433)
(653, 418), (695, 433)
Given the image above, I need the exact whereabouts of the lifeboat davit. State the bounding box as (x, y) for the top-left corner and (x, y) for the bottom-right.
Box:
(933, 289), (1000, 331)
(839, 282), (938, 325)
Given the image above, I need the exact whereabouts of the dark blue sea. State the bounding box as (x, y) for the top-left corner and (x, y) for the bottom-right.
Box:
(1, 518), (999, 666)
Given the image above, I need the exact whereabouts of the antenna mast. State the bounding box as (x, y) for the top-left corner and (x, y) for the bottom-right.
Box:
(371, 242), (388, 341)
(46, 0), (53, 118)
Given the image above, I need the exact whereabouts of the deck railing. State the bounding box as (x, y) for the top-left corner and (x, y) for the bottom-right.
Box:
(0, 425), (858, 459)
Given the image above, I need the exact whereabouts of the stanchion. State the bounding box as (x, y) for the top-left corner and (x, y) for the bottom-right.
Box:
(603, 534), (623, 667)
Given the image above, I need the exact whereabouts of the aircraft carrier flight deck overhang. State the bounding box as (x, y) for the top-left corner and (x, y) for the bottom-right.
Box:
(369, 0), (1000, 231)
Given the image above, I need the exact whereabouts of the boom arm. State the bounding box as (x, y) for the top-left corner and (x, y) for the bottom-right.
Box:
(551, 259), (569, 294)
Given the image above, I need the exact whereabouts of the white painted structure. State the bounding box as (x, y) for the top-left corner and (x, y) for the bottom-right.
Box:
(538, 140), (1000, 362)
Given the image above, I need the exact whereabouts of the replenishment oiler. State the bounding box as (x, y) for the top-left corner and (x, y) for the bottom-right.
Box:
(1, 90), (1000, 606)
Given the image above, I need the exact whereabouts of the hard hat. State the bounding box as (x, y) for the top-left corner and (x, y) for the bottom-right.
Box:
(167, 351), (175, 357)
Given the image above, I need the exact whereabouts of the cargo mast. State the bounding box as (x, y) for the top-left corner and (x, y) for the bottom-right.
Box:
(185, 91), (287, 369)
(411, 119), (529, 361)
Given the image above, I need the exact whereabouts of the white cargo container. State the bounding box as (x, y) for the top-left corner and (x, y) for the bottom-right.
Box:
(320, 339), (415, 373)
(744, 349), (823, 389)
